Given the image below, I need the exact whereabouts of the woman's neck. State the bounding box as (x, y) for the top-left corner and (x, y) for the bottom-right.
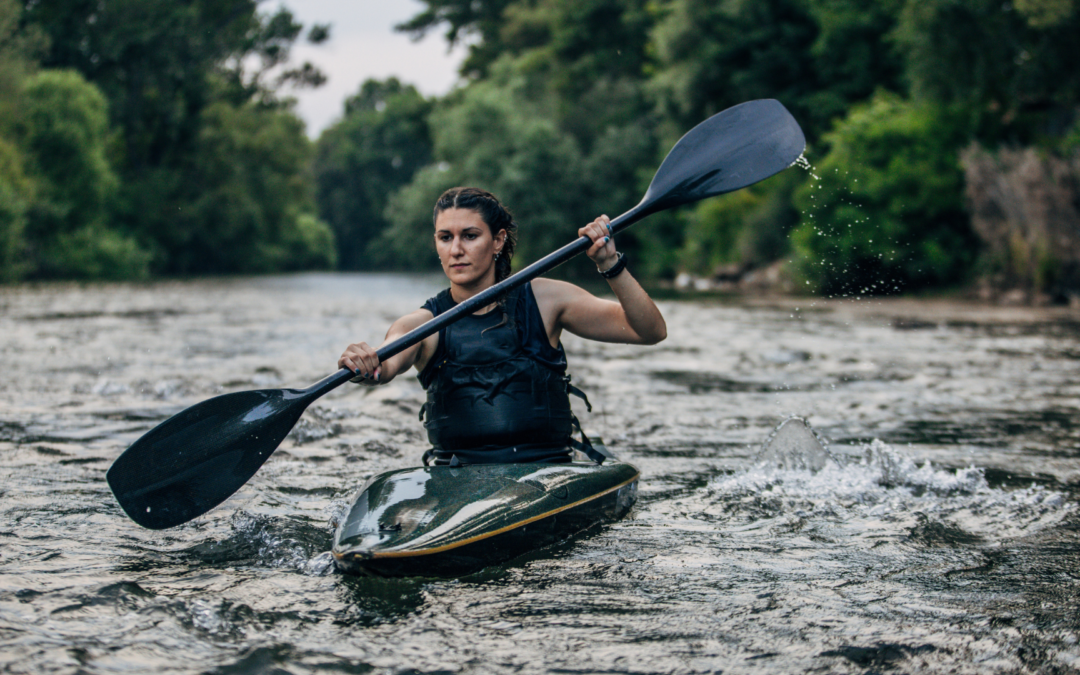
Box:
(449, 272), (499, 313)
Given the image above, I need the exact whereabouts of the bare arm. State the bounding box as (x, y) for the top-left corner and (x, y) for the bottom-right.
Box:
(337, 309), (437, 384)
(533, 215), (667, 346)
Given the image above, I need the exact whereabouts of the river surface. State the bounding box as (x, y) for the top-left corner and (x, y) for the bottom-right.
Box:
(2, 273), (1079, 674)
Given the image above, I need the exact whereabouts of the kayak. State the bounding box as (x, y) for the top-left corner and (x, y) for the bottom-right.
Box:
(332, 459), (639, 577)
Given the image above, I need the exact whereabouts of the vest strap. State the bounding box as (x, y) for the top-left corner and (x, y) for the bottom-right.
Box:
(570, 415), (611, 465)
(565, 375), (593, 413)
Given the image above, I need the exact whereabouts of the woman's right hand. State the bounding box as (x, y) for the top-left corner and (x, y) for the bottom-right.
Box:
(339, 342), (381, 384)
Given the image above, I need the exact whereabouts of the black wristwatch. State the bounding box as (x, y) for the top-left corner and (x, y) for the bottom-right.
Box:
(599, 252), (628, 279)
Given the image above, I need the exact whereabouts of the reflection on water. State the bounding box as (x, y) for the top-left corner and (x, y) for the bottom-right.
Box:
(1, 274), (1079, 674)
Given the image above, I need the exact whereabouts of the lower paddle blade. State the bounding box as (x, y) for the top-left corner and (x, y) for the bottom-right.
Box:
(106, 389), (313, 529)
(643, 99), (806, 212)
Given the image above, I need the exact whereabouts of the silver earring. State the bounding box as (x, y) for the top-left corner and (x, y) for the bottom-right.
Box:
(494, 252), (501, 260)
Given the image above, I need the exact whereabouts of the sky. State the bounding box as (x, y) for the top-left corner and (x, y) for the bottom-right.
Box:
(279, 0), (467, 137)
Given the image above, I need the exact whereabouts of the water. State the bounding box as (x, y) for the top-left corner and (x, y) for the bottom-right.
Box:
(2, 274), (1079, 674)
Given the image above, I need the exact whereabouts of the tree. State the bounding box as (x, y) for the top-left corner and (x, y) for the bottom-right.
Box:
(396, 0), (516, 79)
(650, 0), (904, 146)
(164, 99), (334, 274)
(13, 70), (151, 278)
(313, 79), (433, 270)
(895, 0), (1080, 144)
(390, 1), (663, 276)
(377, 64), (587, 272)
(19, 0), (331, 274)
(0, 0), (35, 280)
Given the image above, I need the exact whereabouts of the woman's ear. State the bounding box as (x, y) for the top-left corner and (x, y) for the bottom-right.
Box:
(494, 228), (507, 254)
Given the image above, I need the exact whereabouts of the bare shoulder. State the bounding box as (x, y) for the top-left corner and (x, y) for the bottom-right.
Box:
(394, 307), (435, 332)
(530, 277), (612, 341)
(530, 277), (591, 308)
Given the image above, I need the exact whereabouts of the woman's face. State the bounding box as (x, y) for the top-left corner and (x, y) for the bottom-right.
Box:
(434, 208), (506, 289)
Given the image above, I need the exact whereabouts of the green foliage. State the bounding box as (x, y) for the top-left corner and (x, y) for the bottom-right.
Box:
(0, 137), (30, 281)
(0, 0), (35, 281)
(678, 171), (801, 276)
(395, 0), (660, 278)
(895, 0), (1080, 143)
(19, 0), (329, 277)
(14, 69), (150, 279)
(4, 0), (1072, 292)
(164, 100), (334, 274)
(313, 79), (433, 270)
(41, 224), (151, 280)
(678, 189), (763, 275)
(396, 0), (516, 79)
(377, 64), (586, 272)
(18, 70), (117, 232)
(649, 0), (905, 145)
(376, 59), (659, 277)
(791, 94), (978, 295)
(1014, 0), (1076, 27)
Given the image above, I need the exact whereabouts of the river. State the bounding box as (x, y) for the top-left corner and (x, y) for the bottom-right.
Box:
(1, 273), (1078, 674)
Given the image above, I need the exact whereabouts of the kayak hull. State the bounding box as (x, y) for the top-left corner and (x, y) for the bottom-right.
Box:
(332, 461), (639, 577)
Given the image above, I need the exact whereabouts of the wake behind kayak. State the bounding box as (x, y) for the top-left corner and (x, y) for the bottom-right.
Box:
(332, 460), (639, 577)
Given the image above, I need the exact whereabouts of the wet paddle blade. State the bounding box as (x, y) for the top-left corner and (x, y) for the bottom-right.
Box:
(106, 389), (314, 529)
(641, 99), (806, 215)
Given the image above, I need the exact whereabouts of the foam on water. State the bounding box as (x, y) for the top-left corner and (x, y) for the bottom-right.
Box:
(705, 438), (1072, 544)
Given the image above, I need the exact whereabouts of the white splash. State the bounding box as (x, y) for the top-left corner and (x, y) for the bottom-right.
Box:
(705, 439), (1072, 543)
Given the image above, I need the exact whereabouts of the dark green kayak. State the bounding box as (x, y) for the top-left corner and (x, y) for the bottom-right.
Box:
(332, 460), (639, 577)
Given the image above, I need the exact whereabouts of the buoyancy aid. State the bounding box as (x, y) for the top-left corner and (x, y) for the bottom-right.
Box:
(417, 282), (599, 465)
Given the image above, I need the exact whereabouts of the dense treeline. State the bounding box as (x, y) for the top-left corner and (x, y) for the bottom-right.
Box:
(313, 0), (1079, 297)
(0, 0), (334, 281)
(3, 0), (1079, 298)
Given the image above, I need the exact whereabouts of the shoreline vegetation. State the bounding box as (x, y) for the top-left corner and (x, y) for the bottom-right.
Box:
(2, 0), (1078, 305)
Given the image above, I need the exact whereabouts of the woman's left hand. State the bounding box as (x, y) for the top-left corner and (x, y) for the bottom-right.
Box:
(579, 215), (619, 273)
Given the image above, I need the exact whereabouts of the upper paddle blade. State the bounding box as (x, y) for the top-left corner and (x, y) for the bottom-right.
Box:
(642, 99), (806, 213)
(106, 388), (313, 529)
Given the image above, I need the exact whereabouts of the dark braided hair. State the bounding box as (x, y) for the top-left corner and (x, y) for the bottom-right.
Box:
(433, 187), (518, 283)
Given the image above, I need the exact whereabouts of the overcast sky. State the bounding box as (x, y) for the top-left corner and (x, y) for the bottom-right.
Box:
(280, 0), (466, 137)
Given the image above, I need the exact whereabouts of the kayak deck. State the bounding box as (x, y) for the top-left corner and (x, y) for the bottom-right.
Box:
(333, 461), (639, 577)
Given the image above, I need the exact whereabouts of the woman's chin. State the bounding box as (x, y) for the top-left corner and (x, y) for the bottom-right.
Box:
(447, 268), (494, 288)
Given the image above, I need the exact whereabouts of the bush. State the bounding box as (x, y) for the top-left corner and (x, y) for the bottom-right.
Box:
(279, 213), (337, 271)
(791, 93), (978, 296)
(13, 69), (152, 280)
(0, 137), (31, 281)
(677, 170), (801, 277)
(42, 224), (151, 280)
(18, 70), (117, 237)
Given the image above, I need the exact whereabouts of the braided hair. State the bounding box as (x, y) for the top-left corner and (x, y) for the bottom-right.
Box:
(433, 187), (518, 283)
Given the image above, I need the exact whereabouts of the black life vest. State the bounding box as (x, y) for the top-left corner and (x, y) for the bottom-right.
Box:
(417, 283), (595, 465)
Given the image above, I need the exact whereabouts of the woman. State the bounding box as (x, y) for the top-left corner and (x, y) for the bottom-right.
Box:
(339, 187), (666, 465)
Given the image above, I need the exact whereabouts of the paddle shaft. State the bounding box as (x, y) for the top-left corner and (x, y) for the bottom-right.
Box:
(311, 200), (653, 395)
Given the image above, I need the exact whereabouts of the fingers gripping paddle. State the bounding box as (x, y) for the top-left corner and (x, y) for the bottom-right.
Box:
(107, 99), (806, 529)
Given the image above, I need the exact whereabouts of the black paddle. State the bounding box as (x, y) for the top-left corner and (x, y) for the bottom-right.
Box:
(107, 98), (806, 529)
